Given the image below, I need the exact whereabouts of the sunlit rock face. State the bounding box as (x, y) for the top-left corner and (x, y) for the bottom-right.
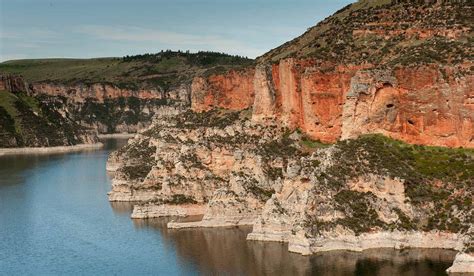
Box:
(187, 0), (474, 148)
(191, 68), (255, 112)
(107, 1), (473, 274)
(341, 66), (473, 148)
(215, 61), (473, 148)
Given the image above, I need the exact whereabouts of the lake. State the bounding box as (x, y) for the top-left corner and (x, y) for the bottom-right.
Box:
(0, 139), (456, 275)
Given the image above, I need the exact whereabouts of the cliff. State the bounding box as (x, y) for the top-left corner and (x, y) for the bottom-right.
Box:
(188, 0), (474, 148)
(0, 52), (253, 134)
(0, 75), (98, 147)
(107, 109), (473, 273)
(106, 0), (473, 274)
(249, 62), (473, 147)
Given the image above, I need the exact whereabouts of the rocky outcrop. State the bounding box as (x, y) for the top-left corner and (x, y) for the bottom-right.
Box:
(0, 74), (29, 93)
(106, 107), (473, 273)
(20, 68), (256, 134)
(272, 231), (463, 256)
(252, 62), (359, 143)
(0, 52), (255, 135)
(188, 0), (474, 148)
(229, 61), (474, 148)
(28, 82), (190, 134)
(131, 203), (204, 219)
(447, 252), (474, 274)
(105, 1), (473, 274)
(191, 69), (255, 112)
(0, 77), (98, 148)
(31, 82), (172, 103)
(341, 66), (474, 148)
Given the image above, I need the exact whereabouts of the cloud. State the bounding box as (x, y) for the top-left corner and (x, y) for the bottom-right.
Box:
(1, 28), (58, 40)
(74, 25), (265, 57)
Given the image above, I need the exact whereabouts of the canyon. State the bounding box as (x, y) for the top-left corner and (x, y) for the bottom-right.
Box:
(0, 75), (99, 148)
(1, 0), (472, 273)
(105, 0), (473, 274)
(0, 52), (253, 138)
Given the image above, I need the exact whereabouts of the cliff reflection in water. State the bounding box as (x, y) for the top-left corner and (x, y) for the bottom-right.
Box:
(129, 217), (455, 276)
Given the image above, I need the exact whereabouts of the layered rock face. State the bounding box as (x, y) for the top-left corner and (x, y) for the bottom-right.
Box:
(250, 62), (473, 147)
(108, 110), (280, 226)
(107, 110), (473, 271)
(191, 69), (255, 112)
(23, 68), (256, 134)
(28, 82), (190, 134)
(106, 1), (474, 273)
(0, 52), (254, 135)
(0, 75), (98, 148)
(0, 74), (29, 93)
(242, 0), (474, 148)
(252, 61), (356, 143)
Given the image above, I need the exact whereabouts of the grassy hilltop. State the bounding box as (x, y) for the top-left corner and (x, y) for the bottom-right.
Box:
(0, 51), (254, 90)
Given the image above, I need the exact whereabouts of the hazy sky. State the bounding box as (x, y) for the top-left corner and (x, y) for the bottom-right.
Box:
(0, 0), (353, 62)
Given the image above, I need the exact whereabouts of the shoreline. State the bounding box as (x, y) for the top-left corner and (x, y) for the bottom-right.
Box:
(247, 230), (472, 274)
(98, 133), (136, 139)
(0, 143), (104, 156)
(131, 203), (205, 219)
(116, 196), (473, 273)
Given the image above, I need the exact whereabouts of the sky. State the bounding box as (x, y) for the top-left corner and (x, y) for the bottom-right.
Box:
(0, 0), (354, 62)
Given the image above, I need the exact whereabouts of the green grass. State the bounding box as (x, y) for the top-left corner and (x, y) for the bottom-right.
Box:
(17, 93), (41, 114)
(0, 91), (21, 133)
(306, 134), (473, 235)
(0, 51), (254, 90)
(300, 135), (331, 149)
(260, 0), (471, 68)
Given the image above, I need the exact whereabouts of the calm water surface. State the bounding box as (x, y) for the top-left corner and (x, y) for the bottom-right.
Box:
(0, 139), (456, 275)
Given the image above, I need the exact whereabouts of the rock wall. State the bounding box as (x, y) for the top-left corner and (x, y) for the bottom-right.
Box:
(191, 69), (255, 112)
(190, 59), (473, 148)
(28, 81), (191, 134)
(0, 76), (99, 148)
(31, 82), (188, 103)
(341, 66), (474, 148)
(252, 61), (360, 143)
(107, 109), (473, 273)
(0, 74), (29, 93)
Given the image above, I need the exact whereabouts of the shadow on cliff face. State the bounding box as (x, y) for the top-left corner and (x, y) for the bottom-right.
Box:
(130, 218), (456, 276)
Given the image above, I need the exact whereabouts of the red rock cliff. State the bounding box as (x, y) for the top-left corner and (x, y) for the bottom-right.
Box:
(191, 69), (255, 112)
(192, 59), (473, 148)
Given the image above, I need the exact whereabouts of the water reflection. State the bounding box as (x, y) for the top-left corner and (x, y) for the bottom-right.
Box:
(1, 138), (455, 275)
(109, 201), (135, 216)
(130, 217), (456, 276)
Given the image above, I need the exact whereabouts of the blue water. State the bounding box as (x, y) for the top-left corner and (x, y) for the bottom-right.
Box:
(0, 139), (456, 275)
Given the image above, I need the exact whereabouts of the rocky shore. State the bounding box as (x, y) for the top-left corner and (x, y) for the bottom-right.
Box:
(106, 108), (473, 273)
(0, 143), (103, 156)
(105, 1), (473, 274)
(131, 203), (205, 219)
(98, 133), (137, 139)
(447, 253), (474, 274)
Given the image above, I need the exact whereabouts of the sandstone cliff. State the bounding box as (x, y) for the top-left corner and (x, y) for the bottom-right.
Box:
(187, 0), (474, 148)
(107, 109), (473, 272)
(106, 1), (473, 273)
(0, 52), (253, 134)
(0, 75), (98, 147)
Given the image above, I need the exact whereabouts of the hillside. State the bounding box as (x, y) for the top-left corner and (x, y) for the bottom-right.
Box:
(0, 52), (254, 134)
(0, 51), (254, 90)
(260, 0), (472, 69)
(186, 0), (474, 148)
(0, 89), (97, 147)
